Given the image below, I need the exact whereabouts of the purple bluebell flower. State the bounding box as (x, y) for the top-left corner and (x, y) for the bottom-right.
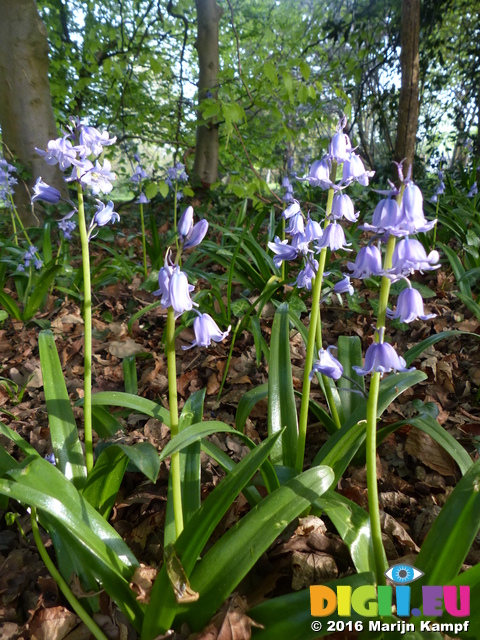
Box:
(282, 176), (292, 189)
(315, 223), (351, 252)
(291, 232), (310, 255)
(31, 177), (62, 205)
(334, 275), (354, 295)
(45, 452), (56, 465)
(154, 256), (175, 306)
(91, 200), (119, 228)
(268, 236), (297, 268)
(347, 245), (383, 279)
(329, 130), (352, 164)
(361, 199), (403, 235)
(390, 237), (440, 276)
(353, 342), (413, 377)
(58, 218), (76, 240)
(166, 162), (188, 187)
(295, 260), (318, 290)
(310, 346), (344, 380)
(131, 165), (148, 183)
(136, 193), (150, 204)
(178, 205), (194, 238)
(387, 286), (436, 323)
(397, 182), (436, 234)
(468, 183), (478, 198)
(331, 193), (358, 222)
(75, 126), (116, 158)
(35, 137), (77, 171)
(300, 157), (334, 190)
(342, 152), (374, 186)
(0, 157), (17, 205)
(34, 259), (43, 270)
(285, 211), (305, 235)
(78, 159), (116, 195)
(183, 219), (209, 249)
(182, 313), (231, 350)
(283, 201), (301, 219)
(305, 216), (323, 242)
(170, 267), (196, 316)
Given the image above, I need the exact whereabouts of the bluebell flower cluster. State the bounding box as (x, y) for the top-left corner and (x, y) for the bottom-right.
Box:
(165, 162), (188, 201)
(154, 208), (230, 349)
(33, 120), (120, 239)
(131, 155), (150, 204)
(0, 157), (17, 208)
(17, 245), (43, 272)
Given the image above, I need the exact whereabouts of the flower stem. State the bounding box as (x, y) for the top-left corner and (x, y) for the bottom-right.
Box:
(77, 183), (94, 475)
(166, 306), (184, 537)
(365, 233), (396, 585)
(30, 509), (109, 640)
(139, 201), (148, 279)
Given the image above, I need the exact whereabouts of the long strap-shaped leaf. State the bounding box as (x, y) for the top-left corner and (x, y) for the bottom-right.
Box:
(142, 431), (283, 639)
(90, 391), (171, 425)
(176, 465), (335, 631)
(268, 303), (298, 467)
(39, 330), (87, 489)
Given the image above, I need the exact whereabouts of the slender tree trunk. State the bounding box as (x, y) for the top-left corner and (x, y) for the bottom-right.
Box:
(0, 0), (67, 226)
(193, 0), (223, 186)
(393, 0), (420, 177)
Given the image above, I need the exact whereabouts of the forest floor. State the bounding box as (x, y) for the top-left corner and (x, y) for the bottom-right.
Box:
(1, 232), (479, 640)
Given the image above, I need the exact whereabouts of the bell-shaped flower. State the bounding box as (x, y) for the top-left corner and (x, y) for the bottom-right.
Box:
(315, 223), (351, 252)
(92, 200), (119, 227)
(331, 193), (358, 222)
(136, 192), (150, 204)
(390, 237), (440, 276)
(154, 255), (175, 307)
(178, 205), (194, 238)
(299, 157), (333, 190)
(353, 342), (414, 377)
(285, 211), (305, 235)
(310, 346), (344, 380)
(182, 313), (231, 350)
(79, 159), (116, 195)
(342, 152), (374, 186)
(295, 259), (318, 290)
(183, 219), (209, 249)
(361, 198), (403, 235)
(347, 245), (383, 279)
(334, 275), (354, 295)
(31, 177), (62, 204)
(291, 231), (310, 255)
(170, 266), (196, 316)
(387, 287), (436, 323)
(76, 126), (116, 158)
(305, 216), (323, 242)
(131, 164), (148, 183)
(268, 236), (297, 268)
(329, 131), (352, 163)
(283, 200), (301, 219)
(468, 183), (478, 198)
(397, 182), (436, 234)
(36, 137), (77, 171)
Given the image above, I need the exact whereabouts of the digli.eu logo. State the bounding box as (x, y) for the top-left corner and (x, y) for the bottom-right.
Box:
(310, 564), (470, 618)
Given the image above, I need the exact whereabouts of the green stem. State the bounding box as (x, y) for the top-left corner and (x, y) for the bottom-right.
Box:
(139, 201), (148, 279)
(30, 509), (109, 640)
(296, 166), (337, 472)
(9, 191), (34, 246)
(166, 306), (184, 537)
(77, 183), (94, 475)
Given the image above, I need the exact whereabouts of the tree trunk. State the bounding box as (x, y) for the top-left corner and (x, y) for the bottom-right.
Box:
(193, 0), (222, 186)
(0, 0), (67, 226)
(393, 0), (420, 177)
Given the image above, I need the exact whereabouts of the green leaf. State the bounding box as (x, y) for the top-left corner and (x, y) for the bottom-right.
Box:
(249, 572), (375, 639)
(39, 331), (87, 489)
(122, 355), (138, 394)
(299, 60), (311, 81)
(179, 389), (205, 525)
(92, 405), (125, 438)
(82, 441), (160, 517)
(236, 383), (268, 432)
(312, 420), (367, 480)
(24, 263), (61, 321)
(177, 466), (335, 631)
(90, 391), (171, 426)
(439, 242), (471, 296)
(312, 490), (375, 573)
(145, 182), (159, 200)
(336, 335), (366, 422)
(404, 330), (480, 366)
(0, 291), (22, 320)
(142, 432), (283, 639)
(411, 457), (480, 606)
(158, 180), (169, 198)
(263, 61), (278, 85)
(268, 303), (298, 467)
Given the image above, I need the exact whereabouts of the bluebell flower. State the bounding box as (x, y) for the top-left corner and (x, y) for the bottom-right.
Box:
(295, 260), (318, 290)
(170, 267), (196, 316)
(342, 152), (374, 186)
(315, 222), (351, 252)
(390, 237), (440, 276)
(131, 165), (148, 183)
(328, 130), (352, 164)
(268, 236), (297, 267)
(75, 126), (116, 158)
(182, 313), (231, 350)
(35, 136), (77, 170)
(178, 205), (194, 238)
(0, 157), (17, 205)
(31, 177), (62, 205)
(183, 219), (209, 249)
(334, 275), (354, 295)
(397, 182), (436, 234)
(34, 259), (43, 270)
(331, 193), (358, 222)
(361, 198), (403, 236)
(310, 346), (344, 380)
(468, 183), (478, 198)
(347, 245), (383, 279)
(75, 159), (116, 195)
(285, 211), (305, 235)
(353, 342), (413, 377)
(301, 157), (334, 190)
(91, 200), (119, 228)
(154, 256), (175, 307)
(136, 193), (150, 204)
(387, 287), (436, 323)
(305, 216), (323, 242)
(58, 218), (76, 240)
